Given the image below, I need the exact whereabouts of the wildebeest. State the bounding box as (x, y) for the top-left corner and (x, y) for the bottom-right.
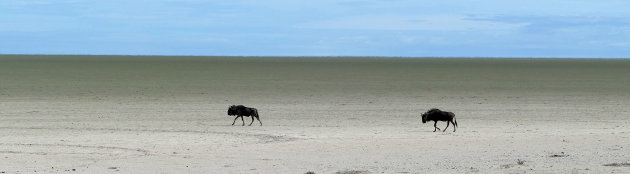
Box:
(421, 108), (457, 132)
(227, 105), (262, 126)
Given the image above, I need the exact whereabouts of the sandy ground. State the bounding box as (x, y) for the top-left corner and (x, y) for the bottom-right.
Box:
(1, 56), (630, 173)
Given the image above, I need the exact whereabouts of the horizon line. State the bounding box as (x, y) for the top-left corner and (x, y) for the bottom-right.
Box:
(1, 54), (628, 60)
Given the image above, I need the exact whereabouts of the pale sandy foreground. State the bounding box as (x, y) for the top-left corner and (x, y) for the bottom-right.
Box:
(1, 56), (630, 173)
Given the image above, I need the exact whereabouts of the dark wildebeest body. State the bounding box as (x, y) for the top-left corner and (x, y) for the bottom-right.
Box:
(227, 105), (262, 126)
(421, 108), (458, 132)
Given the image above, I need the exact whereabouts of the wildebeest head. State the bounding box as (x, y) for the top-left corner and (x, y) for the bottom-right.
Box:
(421, 112), (428, 123)
(227, 105), (237, 116)
(421, 108), (440, 123)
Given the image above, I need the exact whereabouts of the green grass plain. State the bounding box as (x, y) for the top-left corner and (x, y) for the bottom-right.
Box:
(2, 55), (629, 103)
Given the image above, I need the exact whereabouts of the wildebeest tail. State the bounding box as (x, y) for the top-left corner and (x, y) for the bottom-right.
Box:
(454, 116), (458, 127)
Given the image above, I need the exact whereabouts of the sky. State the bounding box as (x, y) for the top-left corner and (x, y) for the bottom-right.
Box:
(1, 0), (630, 58)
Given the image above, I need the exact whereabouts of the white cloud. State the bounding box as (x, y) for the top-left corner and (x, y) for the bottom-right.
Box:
(297, 15), (529, 31)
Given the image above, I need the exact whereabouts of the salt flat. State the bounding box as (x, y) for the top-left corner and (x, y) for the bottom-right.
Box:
(1, 55), (630, 173)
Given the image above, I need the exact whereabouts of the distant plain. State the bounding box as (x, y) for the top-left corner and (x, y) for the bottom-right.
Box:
(1, 55), (629, 173)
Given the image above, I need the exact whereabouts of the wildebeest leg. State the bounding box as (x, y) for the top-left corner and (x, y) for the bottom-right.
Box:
(249, 116), (255, 126)
(241, 115), (245, 126)
(433, 121), (440, 132)
(443, 121), (450, 132)
(450, 120), (456, 132)
(232, 116), (240, 126)
(255, 116), (262, 126)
